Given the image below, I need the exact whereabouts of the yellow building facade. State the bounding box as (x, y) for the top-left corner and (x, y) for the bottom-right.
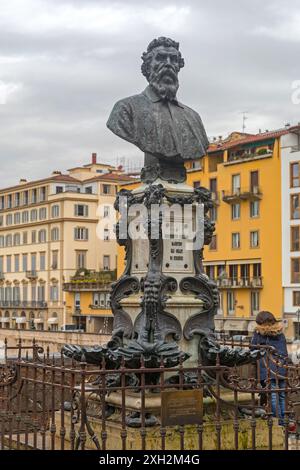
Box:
(118, 129), (291, 337)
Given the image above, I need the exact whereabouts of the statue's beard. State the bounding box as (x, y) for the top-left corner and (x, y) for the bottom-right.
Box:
(149, 65), (179, 101)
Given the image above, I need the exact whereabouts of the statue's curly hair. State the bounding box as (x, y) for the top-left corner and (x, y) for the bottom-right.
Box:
(141, 37), (185, 80)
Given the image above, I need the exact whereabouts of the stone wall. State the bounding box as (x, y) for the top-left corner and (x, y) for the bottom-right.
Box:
(0, 328), (110, 354)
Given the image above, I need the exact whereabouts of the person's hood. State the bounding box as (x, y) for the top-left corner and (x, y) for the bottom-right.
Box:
(255, 322), (283, 337)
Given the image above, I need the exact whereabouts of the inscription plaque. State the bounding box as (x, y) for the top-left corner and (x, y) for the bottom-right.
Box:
(161, 389), (203, 426)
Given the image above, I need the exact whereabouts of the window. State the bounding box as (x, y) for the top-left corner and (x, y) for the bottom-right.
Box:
(38, 230), (46, 243)
(31, 253), (36, 270)
(0, 215), (3, 226)
(209, 235), (217, 251)
(15, 193), (20, 207)
(50, 285), (59, 301)
(22, 211), (29, 223)
(103, 255), (110, 271)
(6, 256), (11, 273)
(193, 181), (201, 189)
(51, 205), (59, 218)
(250, 201), (260, 218)
(30, 209), (37, 221)
(0, 257), (3, 273)
(52, 251), (58, 269)
(291, 162), (300, 188)
(37, 285), (45, 302)
(40, 252), (46, 271)
(253, 263), (261, 278)
(250, 171), (259, 191)
(210, 206), (217, 222)
(40, 187), (46, 201)
(13, 212), (20, 224)
(241, 264), (250, 281)
(6, 214), (12, 225)
(250, 231), (259, 248)
(104, 206), (110, 218)
(206, 266), (215, 279)
(0, 196), (4, 210)
(291, 258), (300, 283)
(227, 292), (235, 315)
(39, 207), (47, 220)
(22, 254), (28, 272)
(85, 186), (92, 194)
(291, 226), (300, 252)
(13, 233), (20, 246)
(23, 285), (28, 302)
(74, 204), (88, 217)
(31, 285), (36, 302)
(31, 189), (37, 204)
(293, 291), (300, 306)
(76, 251), (86, 269)
(251, 291), (260, 315)
(232, 232), (240, 249)
(5, 234), (12, 247)
(51, 227), (59, 241)
(104, 228), (110, 241)
(232, 174), (240, 193)
(0, 236), (3, 248)
(23, 191), (29, 205)
(56, 186), (63, 194)
(192, 160), (201, 170)
(14, 255), (19, 272)
(229, 265), (238, 282)
(209, 178), (217, 194)
(102, 184), (111, 195)
(31, 231), (36, 243)
(231, 203), (240, 220)
(7, 195), (12, 209)
(75, 292), (81, 309)
(23, 232), (28, 244)
(291, 194), (300, 219)
(74, 227), (88, 240)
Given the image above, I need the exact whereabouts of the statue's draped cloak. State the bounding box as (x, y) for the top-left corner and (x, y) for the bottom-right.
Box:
(107, 85), (209, 160)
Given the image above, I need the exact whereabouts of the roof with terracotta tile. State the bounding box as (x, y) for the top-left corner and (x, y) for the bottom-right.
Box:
(207, 127), (298, 153)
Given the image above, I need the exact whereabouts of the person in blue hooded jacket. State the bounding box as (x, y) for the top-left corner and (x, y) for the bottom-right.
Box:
(251, 311), (288, 426)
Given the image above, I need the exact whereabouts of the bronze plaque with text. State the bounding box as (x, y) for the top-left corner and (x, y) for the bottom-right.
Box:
(161, 389), (203, 426)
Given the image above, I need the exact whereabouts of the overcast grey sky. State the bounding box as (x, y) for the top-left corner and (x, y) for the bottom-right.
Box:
(1, 0), (300, 185)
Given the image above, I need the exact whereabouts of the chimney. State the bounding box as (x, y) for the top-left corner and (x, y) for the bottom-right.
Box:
(52, 170), (62, 175)
(19, 178), (27, 184)
(92, 153), (97, 165)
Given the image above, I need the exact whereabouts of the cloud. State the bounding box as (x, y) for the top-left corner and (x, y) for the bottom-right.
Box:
(0, 0), (299, 185)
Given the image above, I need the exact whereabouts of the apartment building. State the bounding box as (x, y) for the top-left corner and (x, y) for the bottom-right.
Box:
(119, 125), (300, 342)
(0, 153), (133, 332)
(281, 129), (300, 341)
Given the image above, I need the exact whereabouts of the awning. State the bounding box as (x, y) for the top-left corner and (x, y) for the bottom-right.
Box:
(47, 317), (58, 324)
(34, 318), (44, 324)
(223, 320), (248, 331)
(16, 317), (26, 324)
(0, 318), (9, 323)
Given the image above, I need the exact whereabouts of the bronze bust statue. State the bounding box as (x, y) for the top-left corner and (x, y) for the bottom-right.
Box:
(107, 37), (209, 183)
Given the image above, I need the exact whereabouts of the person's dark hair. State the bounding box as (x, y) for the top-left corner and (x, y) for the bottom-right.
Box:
(255, 311), (277, 325)
(141, 36), (185, 80)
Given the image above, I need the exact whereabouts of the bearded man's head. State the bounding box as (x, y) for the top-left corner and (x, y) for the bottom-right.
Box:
(141, 37), (185, 101)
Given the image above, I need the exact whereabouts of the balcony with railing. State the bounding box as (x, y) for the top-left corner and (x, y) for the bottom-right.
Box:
(26, 270), (38, 280)
(222, 187), (262, 203)
(215, 277), (263, 289)
(63, 269), (117, 292)
(0, 300), (47, 308)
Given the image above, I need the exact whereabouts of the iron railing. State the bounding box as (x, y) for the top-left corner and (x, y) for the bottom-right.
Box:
(0, 338), (299, 451)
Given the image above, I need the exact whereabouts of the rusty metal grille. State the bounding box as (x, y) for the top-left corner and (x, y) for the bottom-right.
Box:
(0, 339), (300, 451)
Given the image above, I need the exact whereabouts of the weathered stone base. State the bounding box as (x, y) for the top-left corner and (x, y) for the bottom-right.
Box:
(55, 411), (285, 450)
